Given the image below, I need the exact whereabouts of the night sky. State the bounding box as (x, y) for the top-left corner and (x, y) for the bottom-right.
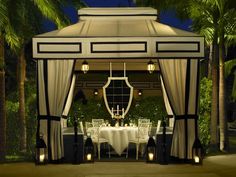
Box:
(44, 0), (192, 32)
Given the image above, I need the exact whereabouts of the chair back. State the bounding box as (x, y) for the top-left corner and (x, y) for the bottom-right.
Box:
(138, 122), (150, 140)
(79, 121), (84, 134)
(92, 119), (104, 127)
(138, 118), (150, 126)
(156, 120), (161, 134)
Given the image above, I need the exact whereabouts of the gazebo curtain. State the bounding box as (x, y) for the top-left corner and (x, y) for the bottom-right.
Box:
(160, 77), (174, 127)
(61, 74), (76, 128)
(158, 59), (199, 159)
(37, 59), (75, 161)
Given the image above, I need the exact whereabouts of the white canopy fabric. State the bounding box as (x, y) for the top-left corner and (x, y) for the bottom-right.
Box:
(33, 7), (204, 59)
(33, 7), (204, 162)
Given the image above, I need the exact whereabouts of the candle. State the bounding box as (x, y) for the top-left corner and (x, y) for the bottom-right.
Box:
(122, 108), (124, 118)
(111, 107), (114, 118)
(117, 105), (119, 115)
(148, 153), (154, 161)
(87, 154), (92, 161)
(194, 156), (200, 163)
(40, 154), (45, 162)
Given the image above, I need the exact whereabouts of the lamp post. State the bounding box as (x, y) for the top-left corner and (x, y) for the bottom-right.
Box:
(146, 136), (156, 163)
(35, 135), (47, 165)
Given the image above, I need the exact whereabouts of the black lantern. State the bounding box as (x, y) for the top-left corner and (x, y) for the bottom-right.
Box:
(192, 138), (204, 165)
(35, 136), (47, 165)
(81, 60), (89, 74)
(84, 135), (94, 163)
(147, 60), (155, 74)
(146, 136), (156, 163)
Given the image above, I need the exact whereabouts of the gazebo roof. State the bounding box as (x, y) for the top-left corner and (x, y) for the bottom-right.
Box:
(33, 7), (204, 69)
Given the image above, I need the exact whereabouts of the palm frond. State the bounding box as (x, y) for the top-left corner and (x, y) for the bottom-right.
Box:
(225, 59), (236, 78)
(33, 0), (70, 29)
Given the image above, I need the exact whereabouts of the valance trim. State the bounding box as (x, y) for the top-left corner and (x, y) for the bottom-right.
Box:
(38, 115), (61, 121)
(175, 114), (198, 120)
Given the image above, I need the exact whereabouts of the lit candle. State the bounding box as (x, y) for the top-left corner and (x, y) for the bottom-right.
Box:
(111, 107), (114, 118)
(148, 153), (154, 161)
(87, 154), (92, 161)
(40, 154), (45, 162)
(194, 156), (200, 163)
(117, 105), (119, 115)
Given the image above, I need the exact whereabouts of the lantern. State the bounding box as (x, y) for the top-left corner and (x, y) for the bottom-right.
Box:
(81, 60), (89, 74)
(84, 135), (94, 163)
(35, 136), (47, 165)
(147, 60), (155, 74)
(192, 138), (204, 165)
(146, 136), (156, 163)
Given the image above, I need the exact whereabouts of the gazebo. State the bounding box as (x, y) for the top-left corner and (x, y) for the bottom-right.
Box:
(32, 7), (205, 162)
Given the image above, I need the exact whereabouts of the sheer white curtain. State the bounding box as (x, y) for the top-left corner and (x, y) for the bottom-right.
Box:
(158, 59), (199, 159)
(37, 59), (75, 161)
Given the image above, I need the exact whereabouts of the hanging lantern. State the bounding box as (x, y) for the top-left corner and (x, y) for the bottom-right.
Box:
(147, 60), (155, 74)
(84, 135), (94, 163)
(192, 138), (204, 165)
(81, 60), (89, 74)
(146, 136), (156, 163)
(35, 135), (47, 165)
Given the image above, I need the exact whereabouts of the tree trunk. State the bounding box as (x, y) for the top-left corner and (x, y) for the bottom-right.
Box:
(210, 40), (219, 151)
(208, 44), (213, 79)
(219, 35), (229, 152)
(0, 35), (6, 162)
(18, 48), (27, 152)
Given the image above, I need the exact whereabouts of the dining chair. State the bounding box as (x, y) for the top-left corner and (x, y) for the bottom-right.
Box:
(138, 118), (150, 126)
(91, 125), (110, 160)
(126, 122), (150, 160)
(92, 119), (104, 127)
(156, 120), (161, 135)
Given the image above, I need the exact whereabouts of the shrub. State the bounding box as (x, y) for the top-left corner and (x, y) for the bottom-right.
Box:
(126, 96), (167, 125)
(199, 77), (212, 151)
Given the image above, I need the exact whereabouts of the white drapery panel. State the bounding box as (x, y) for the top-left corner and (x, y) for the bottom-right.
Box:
(158, 59), (199, 159)
(160, 76), (174, 127)
(61, 74), (76, 128)
(37, 59), (75, 161)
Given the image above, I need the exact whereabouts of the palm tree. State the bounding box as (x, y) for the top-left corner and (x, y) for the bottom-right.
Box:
(137, 0), (236, 151)
(225, 59), (236, 102)
(176, 0), (236, 151)
(0, 0), (82, 157)
(0, 0), (20, 161)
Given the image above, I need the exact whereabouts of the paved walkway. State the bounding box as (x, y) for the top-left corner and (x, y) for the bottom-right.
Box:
(0, 154), (236, 177)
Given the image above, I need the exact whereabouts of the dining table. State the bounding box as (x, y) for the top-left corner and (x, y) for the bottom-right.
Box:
(93, 126), (138, 156)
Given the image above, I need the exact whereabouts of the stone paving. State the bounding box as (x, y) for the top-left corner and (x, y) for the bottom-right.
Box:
(0, 154), (236, 177)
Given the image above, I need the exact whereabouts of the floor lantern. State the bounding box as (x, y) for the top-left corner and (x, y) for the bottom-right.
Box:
(84, 135), (94, 163)
(146, 136), (156, 163)
(35, 135), (47, 165)
(192, 138), (204, 165)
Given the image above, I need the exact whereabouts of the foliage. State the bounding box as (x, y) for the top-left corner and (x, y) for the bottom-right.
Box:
(67, 98), (110, 126)
(67, 96), (167, 126)
(199, 77), (212, 151)
(5, 79), (37, 159)
(6, 100), (20, 155)
(124, 96), (167, 125)
(225, 59), (236, 101)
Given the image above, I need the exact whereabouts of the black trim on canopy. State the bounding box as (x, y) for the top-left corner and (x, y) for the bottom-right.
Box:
(184, 59), (191, 160)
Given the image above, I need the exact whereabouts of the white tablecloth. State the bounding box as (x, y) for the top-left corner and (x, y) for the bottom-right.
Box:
(99, 126), (138, 155)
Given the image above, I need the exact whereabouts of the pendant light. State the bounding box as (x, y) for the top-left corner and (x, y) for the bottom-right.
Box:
(81, 60), (89, 74)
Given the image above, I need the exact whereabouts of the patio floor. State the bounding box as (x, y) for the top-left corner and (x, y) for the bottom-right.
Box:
(0, 154), (236, 177)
